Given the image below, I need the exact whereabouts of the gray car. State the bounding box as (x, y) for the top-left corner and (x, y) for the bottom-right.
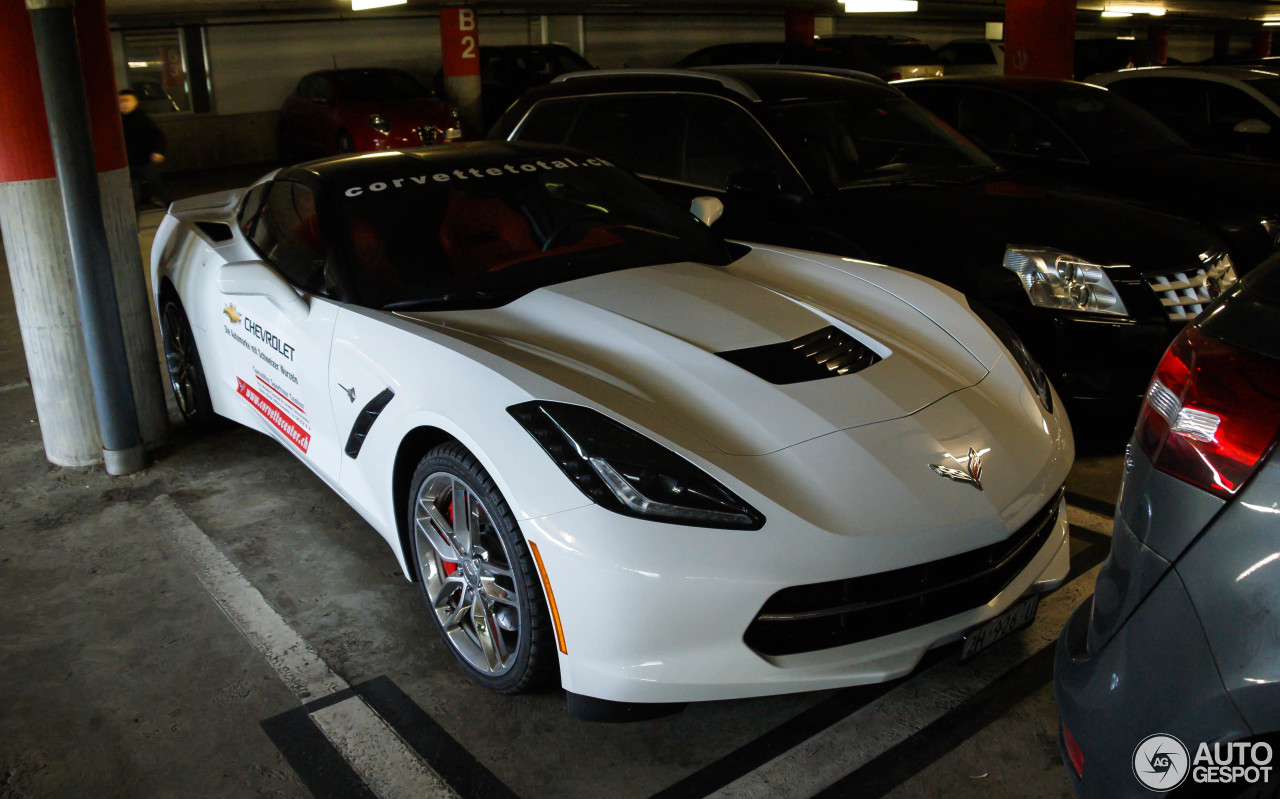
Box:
(1055, 257), (1280, 798)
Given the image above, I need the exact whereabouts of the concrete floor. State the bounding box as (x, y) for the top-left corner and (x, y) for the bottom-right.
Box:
(0, 169), (1126, 798)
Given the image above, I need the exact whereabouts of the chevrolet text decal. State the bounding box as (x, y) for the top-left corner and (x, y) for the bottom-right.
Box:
(343, 157), (613, 197)
(238, 377), (311, 453)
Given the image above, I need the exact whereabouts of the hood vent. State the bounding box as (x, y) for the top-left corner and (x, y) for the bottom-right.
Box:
(717, 326), (881, 385)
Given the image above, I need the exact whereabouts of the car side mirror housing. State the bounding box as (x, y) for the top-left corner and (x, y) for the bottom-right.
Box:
(727, 169), (781, 200)
(690, 196), (724, 227)
(1234, 118), (1272, 135)
(217, 261), (310, 323)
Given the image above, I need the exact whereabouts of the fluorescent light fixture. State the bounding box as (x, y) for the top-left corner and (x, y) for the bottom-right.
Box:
(842, 0), (919, 12)
(352, 0), (406, 9)
(1103, 4), (1167, 15)
(1267, 21), (1280, 27)
(985, 21), (1004, 40)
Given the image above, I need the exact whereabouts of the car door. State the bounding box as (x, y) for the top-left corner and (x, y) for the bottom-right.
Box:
(222, 179), (343, 480)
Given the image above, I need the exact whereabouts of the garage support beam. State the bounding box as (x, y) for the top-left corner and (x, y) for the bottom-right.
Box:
(24, 0), (151, 474)
(1149, 26), (1170, 65)
(785, 9), (815, 47)
(1002, 0), (1075, 80)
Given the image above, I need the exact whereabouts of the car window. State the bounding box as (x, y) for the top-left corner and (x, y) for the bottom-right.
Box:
(1044, 84), (1187, 157)
(237, 183), (270, 240)
(1108, 78), (1210, 139)
(251, 181), (329, 295)
(562, 95), (685, 181)
(301, 76), (333, 103)
(767, 93), (998, 188)
(955, 90), (1084, 160)
(1245, 77), (1280, 106)
(334, 71), (428, 103)
(1207, 83), (1275, 132)
(953, 42), (997, 65)
(682, 99), (800, 192)
(334, 156), (734, 311)
(515, 99), (585, 146)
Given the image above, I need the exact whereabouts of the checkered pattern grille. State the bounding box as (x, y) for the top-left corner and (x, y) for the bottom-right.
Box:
(1147, 254), (1237, 322)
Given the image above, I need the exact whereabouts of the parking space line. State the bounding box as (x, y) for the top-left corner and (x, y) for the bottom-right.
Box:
(261, 705), (378, 799)
(703, 563), (1104, 799)
(150, 495), (456, 799)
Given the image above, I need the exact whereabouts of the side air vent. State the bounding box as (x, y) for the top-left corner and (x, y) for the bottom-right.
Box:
(716, 326), (882, 385)
(195, 221), (234, 242)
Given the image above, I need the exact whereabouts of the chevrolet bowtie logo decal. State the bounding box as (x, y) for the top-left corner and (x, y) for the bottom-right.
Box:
(930, 446), (984, 491)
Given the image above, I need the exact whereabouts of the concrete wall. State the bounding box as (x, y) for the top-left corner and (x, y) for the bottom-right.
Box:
(129, 10), (1217, 173)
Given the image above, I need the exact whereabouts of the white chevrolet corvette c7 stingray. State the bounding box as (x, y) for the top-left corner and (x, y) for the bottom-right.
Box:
(152, 141), (1072, 718)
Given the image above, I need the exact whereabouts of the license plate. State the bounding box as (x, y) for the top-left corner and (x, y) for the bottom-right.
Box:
(960, 594), (1040, 662)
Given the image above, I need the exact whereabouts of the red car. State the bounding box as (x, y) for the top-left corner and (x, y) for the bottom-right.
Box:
(278, 68), (462, 162)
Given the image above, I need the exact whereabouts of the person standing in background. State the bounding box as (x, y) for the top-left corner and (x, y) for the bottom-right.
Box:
(118, 89), (171, 208)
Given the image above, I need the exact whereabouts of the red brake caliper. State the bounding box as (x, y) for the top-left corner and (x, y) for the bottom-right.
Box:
(441, 500), (458, 576)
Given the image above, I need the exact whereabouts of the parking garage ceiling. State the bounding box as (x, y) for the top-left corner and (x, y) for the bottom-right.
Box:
(102, 0), (1280, 24)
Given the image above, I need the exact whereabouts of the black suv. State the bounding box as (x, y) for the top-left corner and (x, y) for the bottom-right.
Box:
(491, 67), (1232, 423)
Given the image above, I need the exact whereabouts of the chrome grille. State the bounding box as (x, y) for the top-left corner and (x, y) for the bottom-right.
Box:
(1147, 252), (1237, 322)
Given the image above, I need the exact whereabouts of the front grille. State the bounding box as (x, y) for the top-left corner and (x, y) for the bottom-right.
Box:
(417, 124), (442, 144)
(717, 326), (882, 385)
(743, 487), (1064, 657)
(1147, 252), (1237, 322)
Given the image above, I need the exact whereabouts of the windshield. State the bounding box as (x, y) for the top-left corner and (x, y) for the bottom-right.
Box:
(335, 71), (429, 104)
(864, 42), (941, 66)
(508, 48), (592, 80)
(767, 95), (999, 189)
(1046, 85), (1188, 156)
(335, 156), (734, 310)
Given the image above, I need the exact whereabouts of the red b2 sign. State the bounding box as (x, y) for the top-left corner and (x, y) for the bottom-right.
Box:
(439, 7), (480, 78)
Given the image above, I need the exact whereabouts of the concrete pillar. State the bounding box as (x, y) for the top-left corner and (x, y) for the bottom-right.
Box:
(0, 0), (165, 471)
(1253, 31), (1273, 59)
(1003, 0), (1075, 79)
(439, 7), (482, 133)
(785, 9), (815, 47)
(1148, 26), (1170, 65)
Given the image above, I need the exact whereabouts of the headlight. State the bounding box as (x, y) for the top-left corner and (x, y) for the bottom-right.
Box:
(968, 301), (1054, 414)
(509, 401), (765, 529)
(369, 113), (391, 135)
(1002, 247), (1129, 317)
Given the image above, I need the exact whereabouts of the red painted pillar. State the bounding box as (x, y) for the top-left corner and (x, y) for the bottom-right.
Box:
(785, 9), (815, 47)
(1003, 0), (1076, 80)
(0, 0), (165, 468)
(1148, 26), (1170, 65)
(1253, 31), (1273, 59)
(439, 7), (482, 133)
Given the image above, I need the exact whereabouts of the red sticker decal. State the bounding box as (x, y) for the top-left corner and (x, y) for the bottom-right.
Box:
(237, 377), (311, 453)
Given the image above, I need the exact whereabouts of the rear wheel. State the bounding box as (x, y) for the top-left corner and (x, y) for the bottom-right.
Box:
(407, 442), (556, 694)
(160, 294), (218, 430)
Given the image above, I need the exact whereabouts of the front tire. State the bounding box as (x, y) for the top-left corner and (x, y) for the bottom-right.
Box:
(159, 294), (219, 430)
(407, 442), (557, 694)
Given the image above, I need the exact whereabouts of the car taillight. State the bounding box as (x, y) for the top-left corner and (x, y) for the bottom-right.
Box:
(1136, 325), (1280, 498)
(1062, 721), (1084, 777)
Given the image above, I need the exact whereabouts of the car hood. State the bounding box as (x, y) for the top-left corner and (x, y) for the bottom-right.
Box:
(339, 97), (454, 126)
(828, 175), (1222, 276)
(400, 250), (995, 457)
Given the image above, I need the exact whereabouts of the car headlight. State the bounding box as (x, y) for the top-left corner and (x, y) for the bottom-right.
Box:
(968, 301), (1054, 414)
(1261, 217), (1280, 248)
(369, 113), (391, 135)
(1002, 247), (1129, 317)
(509, 401), (765, 529)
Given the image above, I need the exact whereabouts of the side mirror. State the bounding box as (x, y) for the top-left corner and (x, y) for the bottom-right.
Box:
(727, 168), (781, 199)
(1234, 118), (1272, 135)
(690, 196), (724, 227)
(217, 261), (309, 323)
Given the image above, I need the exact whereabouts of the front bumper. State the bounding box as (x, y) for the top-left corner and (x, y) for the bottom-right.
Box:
(1054, 516), (1251, 798)
(1009, 310), (1177, 412)
(363, 125), (463, 151)
(522, 495), (1070, 704)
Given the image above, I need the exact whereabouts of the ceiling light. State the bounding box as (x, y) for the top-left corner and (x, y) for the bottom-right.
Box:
(351, 0), (406, 10)
(1267, 21), (1280, 27)
(1101, 10), (1133, 16)
(1103, 4), (1167, 16)
(842, 0), (919, 12)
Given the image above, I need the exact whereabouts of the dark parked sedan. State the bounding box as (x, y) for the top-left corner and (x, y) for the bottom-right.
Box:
(899, 76), (1280, 270)
(492, 67), (1232, 421)
(435, 44), (593, 131)
(279, 68), (461, 162)
(1055, 256), (1280, 798)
